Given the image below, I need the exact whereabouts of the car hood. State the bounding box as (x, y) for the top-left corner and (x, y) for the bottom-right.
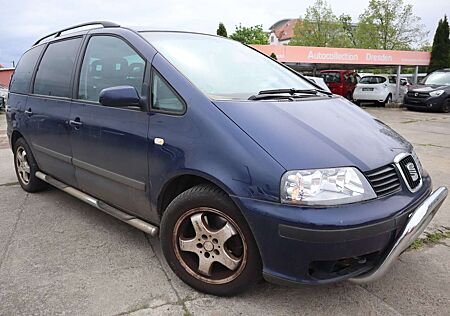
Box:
(409, 84), (449, 92)
(213, 97), (412, 172)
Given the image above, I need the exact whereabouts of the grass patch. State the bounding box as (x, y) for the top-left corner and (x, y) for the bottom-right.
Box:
(408, 228), (450, 250)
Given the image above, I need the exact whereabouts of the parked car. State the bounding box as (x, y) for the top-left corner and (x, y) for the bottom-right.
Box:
(6, 22), (447, 296)
(404, 68), (450, 113)
(304, 76), (331, 92)
(0, 84), (8, 111)
(353, 75), (407, 106)
(319, 70), (359, 99)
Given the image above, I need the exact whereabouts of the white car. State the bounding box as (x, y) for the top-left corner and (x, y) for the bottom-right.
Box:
(305, 76), (331, 93)
(353, 75), (407, 105)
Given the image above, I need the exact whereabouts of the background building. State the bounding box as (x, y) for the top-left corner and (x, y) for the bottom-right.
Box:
(268, 19), (300, 45)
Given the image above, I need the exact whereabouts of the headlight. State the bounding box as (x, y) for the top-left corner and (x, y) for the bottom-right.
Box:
(429, 90), (444, 97)
(280, 167), (376, 206)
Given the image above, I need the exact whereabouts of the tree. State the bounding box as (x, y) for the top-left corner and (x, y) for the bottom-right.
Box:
(354, 0), (428, 50)
(289, 0), (351, 47)
(429, 16), (450, 72)
(216, 22), (228, 37)
(229, 24), (268, 45)
(270, 52), (277, 60)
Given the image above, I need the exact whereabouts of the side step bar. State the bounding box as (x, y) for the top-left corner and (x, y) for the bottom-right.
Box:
(35, 171), (159, 237)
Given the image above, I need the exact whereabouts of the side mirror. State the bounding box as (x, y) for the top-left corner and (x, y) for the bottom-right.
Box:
(401, 81), (408, 86)
(99, 86), (141, 108)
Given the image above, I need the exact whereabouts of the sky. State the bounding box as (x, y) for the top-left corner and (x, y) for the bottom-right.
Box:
(0, 0), (449, 67)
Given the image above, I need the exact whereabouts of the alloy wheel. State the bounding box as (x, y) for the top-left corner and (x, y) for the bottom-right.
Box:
(173, 208), (247, 284)
(16, 146), (31, 185)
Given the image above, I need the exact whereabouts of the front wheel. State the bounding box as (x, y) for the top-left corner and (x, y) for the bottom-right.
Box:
(442, 99), (450, 113)
(383, 94), (392, 106)
(160, 184), (261, 296)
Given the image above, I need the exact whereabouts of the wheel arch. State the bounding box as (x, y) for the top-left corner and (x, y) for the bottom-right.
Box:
(156, 170), (236, 219)
(11, 130), (25, 149)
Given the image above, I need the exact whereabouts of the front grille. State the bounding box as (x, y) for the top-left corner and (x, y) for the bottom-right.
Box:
(398, 155), (421, 190)
(407, 91), (429, 98)
(364, 164), (401, 197)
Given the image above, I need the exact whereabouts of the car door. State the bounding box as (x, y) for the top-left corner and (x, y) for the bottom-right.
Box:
(23, 37), (83, 186)
(388, 76), (398, 96)
(70, 35), (152, 220)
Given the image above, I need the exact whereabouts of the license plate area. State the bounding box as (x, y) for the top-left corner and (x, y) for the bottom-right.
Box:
(362, 88), (374, 91)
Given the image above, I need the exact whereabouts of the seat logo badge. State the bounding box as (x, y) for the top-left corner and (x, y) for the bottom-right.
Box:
(414, 92), (418, 97)
(406, 162), (418, 181)
(154, 138), (165, 146)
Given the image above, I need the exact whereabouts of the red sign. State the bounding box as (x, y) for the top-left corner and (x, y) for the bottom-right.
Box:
(252, 45), (430, 66)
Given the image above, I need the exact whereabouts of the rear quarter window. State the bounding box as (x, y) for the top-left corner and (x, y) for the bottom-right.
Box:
(9, 45), (44, 94)
(360, 76), (386, 84)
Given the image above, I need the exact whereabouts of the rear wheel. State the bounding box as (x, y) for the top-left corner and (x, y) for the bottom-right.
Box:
(13, 138), (47, 192)
(160, 184), (261, 296)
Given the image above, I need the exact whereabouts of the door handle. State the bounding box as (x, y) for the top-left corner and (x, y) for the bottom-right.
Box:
(24, 108), (33, 116)
(69, 118), (83, 129)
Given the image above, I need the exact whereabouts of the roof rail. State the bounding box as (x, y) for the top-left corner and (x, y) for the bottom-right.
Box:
(33, 21), (120, 46)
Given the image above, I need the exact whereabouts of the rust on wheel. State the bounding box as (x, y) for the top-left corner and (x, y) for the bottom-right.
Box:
(173, 207), (248, 284)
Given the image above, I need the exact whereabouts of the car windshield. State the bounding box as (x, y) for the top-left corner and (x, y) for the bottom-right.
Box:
(359, 76), (386, 84)
(422, 71), (450, 86)
(320, 72), (341, 83)
(140, 32), (316, 100)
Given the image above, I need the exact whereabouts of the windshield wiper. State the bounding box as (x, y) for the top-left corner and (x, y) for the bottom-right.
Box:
(248, 88), (332, 100)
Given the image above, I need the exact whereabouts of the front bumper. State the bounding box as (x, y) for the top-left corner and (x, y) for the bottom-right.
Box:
(233, 175), (447, 285)
(349, 186), (447, 283)
(403, 94), (446, 110)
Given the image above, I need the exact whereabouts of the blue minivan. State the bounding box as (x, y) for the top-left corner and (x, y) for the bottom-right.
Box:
(6, 22), (448, 296)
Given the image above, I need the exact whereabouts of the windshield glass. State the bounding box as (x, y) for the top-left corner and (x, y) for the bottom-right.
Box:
(141, 32), (315, 100)
(359, 76), (386, 84)
(423, 72), (450, 85)
(320, 72), (341, 83)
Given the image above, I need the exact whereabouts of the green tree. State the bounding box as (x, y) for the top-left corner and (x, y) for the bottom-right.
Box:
(216, 22), (228, 37)
(355, 0), (428, 50)
(429, 16), (450, 72)
(270, 52), (277, 60)
(229, 24), (268, 45)
(289, 0), (351, 47)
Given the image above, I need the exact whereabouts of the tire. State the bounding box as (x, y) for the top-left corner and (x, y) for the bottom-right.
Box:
(442, 99), (450, 113)
(13, 137), (47, 192)
(346, 92), (352, 100)
(160, 184), (262, 296)
(383, 94), (392, 107)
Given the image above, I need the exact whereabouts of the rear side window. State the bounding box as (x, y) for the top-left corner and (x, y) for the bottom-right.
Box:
(78, 36), (146, 102)
(320, 72), (341, 83)
(151, 71), (184, 113)
(9, 45), (44, 94)
(34, 38), (82, 97)
(360, 76), (386, 84)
